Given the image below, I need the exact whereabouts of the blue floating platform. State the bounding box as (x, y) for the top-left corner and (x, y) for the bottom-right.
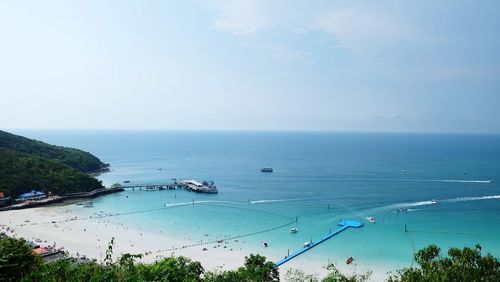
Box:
(274, 219), (363, 267)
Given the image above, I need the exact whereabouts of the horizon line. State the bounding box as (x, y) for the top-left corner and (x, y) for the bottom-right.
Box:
(4, 128), (500, 136)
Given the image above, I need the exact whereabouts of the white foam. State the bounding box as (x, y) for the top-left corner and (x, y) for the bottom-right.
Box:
(442, 195), (500, 203)
(391, 200), (437, 208)
(438, 179), (493, 184)
(250, 198), (313, 204)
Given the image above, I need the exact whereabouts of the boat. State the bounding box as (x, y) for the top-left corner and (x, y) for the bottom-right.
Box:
(303, 241), (312, 248)
(397, 207), (408, 212)
(290, 228), (298, 234)
(123, 180), (130, 183)
(261, 167), (273, 173)
(366, 216), (376, 223)
(430, 199), (437, 204)
(346, 256), (354, 264)
(179, 180), (218, 193)
(145, 187), (157, 191)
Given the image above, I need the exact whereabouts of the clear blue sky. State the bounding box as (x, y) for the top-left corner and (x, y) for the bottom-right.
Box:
(1, 1), (499, 133)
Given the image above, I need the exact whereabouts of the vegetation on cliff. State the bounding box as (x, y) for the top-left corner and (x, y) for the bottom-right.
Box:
(0, 130), (107, 173)
(0, 130), (105, 198)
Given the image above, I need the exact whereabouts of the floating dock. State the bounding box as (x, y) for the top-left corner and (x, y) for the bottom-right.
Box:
(274, 220), (364, 267)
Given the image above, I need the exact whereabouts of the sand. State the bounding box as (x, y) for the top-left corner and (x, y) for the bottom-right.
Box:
(0, 205), (390, 281)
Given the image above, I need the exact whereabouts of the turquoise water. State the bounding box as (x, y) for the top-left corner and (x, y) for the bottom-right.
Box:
(14, 130), (500, 269)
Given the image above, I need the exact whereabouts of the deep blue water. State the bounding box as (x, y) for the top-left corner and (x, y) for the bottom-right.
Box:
(12, 130), (500, 268)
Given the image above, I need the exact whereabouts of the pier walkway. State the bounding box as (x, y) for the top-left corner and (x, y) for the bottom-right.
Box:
(274, 220), (364, 267)
(118, 180), (218, 194)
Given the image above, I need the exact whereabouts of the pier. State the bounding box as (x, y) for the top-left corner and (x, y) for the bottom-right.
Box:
(119, 179), (218, 194)
(120, 183), (177, 190)
(274, 220), (364, 267)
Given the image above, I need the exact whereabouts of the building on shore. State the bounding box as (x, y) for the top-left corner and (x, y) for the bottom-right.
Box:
(16, 190), (46, 202)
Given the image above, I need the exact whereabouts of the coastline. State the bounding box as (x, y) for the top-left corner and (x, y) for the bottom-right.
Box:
(0, 187), (123, 211)
(0, 204), (393, 281)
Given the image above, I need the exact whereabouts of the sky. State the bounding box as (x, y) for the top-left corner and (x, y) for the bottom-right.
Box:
(0, 0), (499, 133)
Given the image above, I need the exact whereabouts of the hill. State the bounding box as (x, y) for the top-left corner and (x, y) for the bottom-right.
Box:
(0, 130), (108, 173)
(0, 130), (106, 199)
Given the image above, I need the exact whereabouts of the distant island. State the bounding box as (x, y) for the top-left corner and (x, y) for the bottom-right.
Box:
(0, 130), (109, 204)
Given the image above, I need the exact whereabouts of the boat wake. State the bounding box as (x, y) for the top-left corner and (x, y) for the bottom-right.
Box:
(369, 194), (500, 215)
(163, 200), (246, 207)
(328, 178), (493, 184)
(438, 179), (493, 184)
(441, 195), (500, 203)
(249, 198), (315, 204)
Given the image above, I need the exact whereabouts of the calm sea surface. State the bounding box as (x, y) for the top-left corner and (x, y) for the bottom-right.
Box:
(13, 130), (500, 268)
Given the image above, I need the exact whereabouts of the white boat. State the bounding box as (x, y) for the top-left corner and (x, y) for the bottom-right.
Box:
(430, 199), (437, 204)
(303, 241), (311, 248)
(290, 228), (298, 234)
(366, 216), (376, 223)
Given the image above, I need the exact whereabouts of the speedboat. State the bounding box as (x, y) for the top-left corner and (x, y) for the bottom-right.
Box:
(261, 167), (273, 173)
(366, 216), (376, 223)
(303, 241), (312, 248)
(430, 199), (437, 204)
(346, 256), (354, 265)
(290, 228), (298, 234)
(397, 207), (408, 212)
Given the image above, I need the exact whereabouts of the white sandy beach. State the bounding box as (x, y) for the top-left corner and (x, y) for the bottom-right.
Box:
(0, 205), (390, 281)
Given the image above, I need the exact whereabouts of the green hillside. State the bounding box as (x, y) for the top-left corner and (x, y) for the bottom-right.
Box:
(0, 130), (107, 173)
(0, 130), (106, 199)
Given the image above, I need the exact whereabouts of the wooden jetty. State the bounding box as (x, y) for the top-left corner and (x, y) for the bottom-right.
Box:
(274, 220), (364, 267)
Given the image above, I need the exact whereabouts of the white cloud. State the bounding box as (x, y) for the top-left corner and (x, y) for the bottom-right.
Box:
(208, 0), (277, 34)
(316, 8), (416, 49)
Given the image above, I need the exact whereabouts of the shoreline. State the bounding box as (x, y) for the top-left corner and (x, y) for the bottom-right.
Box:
(0, 187), (124, 212)
(0, 204), (394, 281)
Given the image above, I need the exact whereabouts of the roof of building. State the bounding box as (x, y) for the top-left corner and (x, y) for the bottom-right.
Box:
(17, 190), (46, 199)
(181, 180), (204, 187)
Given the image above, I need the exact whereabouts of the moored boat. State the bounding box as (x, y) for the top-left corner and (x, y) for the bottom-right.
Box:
(261, 167), (273, 173)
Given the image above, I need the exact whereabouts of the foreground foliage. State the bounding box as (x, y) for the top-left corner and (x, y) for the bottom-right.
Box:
(0, 237), (42, 282)
(1, 236), (499, 281)
(388, 244), (500, 282)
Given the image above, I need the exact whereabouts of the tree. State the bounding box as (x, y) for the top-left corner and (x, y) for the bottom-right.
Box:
(0, 237), (42, 282)
(204, 254), (278, 282)
(388, 244), (500, 282)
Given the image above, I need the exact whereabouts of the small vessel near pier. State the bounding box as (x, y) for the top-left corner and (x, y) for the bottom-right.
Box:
(178, 180), (218, 194)
(261, 167), (273, 173)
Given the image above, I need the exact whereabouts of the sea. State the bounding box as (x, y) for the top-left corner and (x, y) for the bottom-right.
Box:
(11, 130), (500, 272)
